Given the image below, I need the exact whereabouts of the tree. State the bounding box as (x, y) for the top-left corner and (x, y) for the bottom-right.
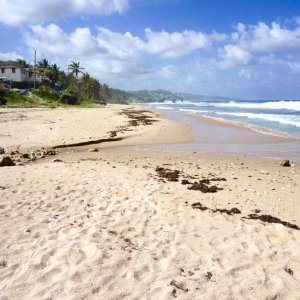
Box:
(68, 61), (84, 78)
(35, 59), (51, 78)
(102, 83), (111, 100)
(37, 59), (50, 69)
(79, 73), (103, 101)
(57, 70), (73, 90)
(16, 59), (30, 68)
(79, 72), (92, 98)
(47, 63), (60, 89)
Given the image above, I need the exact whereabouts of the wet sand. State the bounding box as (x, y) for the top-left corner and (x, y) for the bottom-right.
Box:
(138, 110), (300, 163)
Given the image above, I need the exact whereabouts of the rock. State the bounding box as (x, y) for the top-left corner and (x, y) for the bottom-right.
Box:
(0, 147), (5, 155)
(0, 155), (15, 167)
(53, 159), (63, 162)
(109, 131), (117, 138)
(88, 148), (99, 152)
(23, 153), (30, 159)
(279, 160), (291, 167)
(45, 148), (57, 155)
(260, 170), (269, 175)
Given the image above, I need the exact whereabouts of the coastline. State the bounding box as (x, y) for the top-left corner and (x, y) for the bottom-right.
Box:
(1, 104), (300, 299)
(137, 109), (300, 163)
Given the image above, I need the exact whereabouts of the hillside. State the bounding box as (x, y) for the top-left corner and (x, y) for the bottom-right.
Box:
(110, 88), (238, 103)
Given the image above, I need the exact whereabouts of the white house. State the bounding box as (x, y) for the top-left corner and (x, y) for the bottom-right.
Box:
(0, 66), (31, 82)
(0, 66), (48, 83)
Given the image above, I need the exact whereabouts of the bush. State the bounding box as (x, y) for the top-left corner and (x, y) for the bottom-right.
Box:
(60, 87), (82, 105)
(0, 84), (7, 105)
(33, 85), (59, 102)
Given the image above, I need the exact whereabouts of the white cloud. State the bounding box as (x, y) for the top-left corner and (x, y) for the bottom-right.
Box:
(0, 52), (24, 61)
(0, 0), (129, 26)
(21, 23), (227, 91)
(144, 28), (226, 58)
(157, 65), (178, 79)
(24, 24), (225, 65)
(232, 21), (300, 52)
(218, 44), (253, 68)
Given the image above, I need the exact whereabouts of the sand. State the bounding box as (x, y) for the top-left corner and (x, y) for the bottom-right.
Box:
(0, 105), (300, 300)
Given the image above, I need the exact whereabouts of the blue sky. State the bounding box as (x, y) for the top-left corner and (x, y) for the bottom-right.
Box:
(1, 0), (300, 99)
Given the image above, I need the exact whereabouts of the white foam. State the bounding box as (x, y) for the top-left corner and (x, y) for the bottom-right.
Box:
(216, 112), (300, 128)
(178, 108), (210, 113)
(215, 100), (300, 111)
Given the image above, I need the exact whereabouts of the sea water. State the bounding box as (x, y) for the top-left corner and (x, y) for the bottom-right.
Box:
(139, 98), (300, 161)
(146, 99), (300, 138)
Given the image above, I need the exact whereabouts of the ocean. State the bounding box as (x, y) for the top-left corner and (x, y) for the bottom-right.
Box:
(139, 98), (300, 161)
(146, 99), (300, 138)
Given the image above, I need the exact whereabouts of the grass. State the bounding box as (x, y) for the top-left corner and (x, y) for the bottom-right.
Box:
(5, 91), (57, 107)
(4, 91), (101, 108)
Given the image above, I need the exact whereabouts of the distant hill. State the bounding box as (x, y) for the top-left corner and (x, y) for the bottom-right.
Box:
(110, 88), (238, 103)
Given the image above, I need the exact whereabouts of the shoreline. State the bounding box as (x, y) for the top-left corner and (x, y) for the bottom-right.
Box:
(187, 112), (296, 140)
(137, 108), (300, 163)
(1, 104), (300, 299)
(1, 104), (299, 163)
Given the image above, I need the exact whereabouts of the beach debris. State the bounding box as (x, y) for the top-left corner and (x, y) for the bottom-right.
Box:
(181, 179), (191, 185)
(188, 181), (222, 193)
(0, 260), (7, 269)
(155, 167), (180, 182)
(187, 177), (225, 193)
(88, 147), (98, 152)
(171, 289), (177, 298)
(120, 108), (158, 126)
(170, 279), (189, 293)
(1, 148), (58, 165)
(285, 268), (294, 275)
(0, 155), (15, 167)
(191, 202), (241, 215)
(279, 160), (291, 167)
(155, 167), (226, 193)
(53, 159), (63, 162)
(205, 271), (213, 281)
(53, 136), (123, 149)
(191, 202), (210, 211)
(214, 207), (241, 215)
(109, 130), (117, 138)
(244, 214), (299, 230)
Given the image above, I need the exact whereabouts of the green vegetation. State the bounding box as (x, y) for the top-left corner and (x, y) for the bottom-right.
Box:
(4, 90), (55, 107)
(0, 84), (7, 105)
(0, 58), (129, 107)
(32, 85), (59, 102)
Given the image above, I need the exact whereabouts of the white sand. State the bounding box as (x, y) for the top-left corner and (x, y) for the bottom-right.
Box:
(0, 105), (300, 299)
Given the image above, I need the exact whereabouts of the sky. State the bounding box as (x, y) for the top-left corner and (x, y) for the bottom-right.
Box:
(0, 0), (300, 99)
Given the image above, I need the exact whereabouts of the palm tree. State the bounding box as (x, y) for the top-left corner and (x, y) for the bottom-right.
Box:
(79, 73), (102, 100)
(68, 61), (84, 78)
(16, 59), (30, 68)
(37, 59), (50, 69)
(80, 72), (92, 97)
(48, 64), (60, 88)
(103, 83), (111, 100)
(35, 59), (51, 78)
(58, 70), (73, 89)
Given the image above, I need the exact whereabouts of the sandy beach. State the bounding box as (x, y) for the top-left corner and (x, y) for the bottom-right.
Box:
(1, 105), (300, 299)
